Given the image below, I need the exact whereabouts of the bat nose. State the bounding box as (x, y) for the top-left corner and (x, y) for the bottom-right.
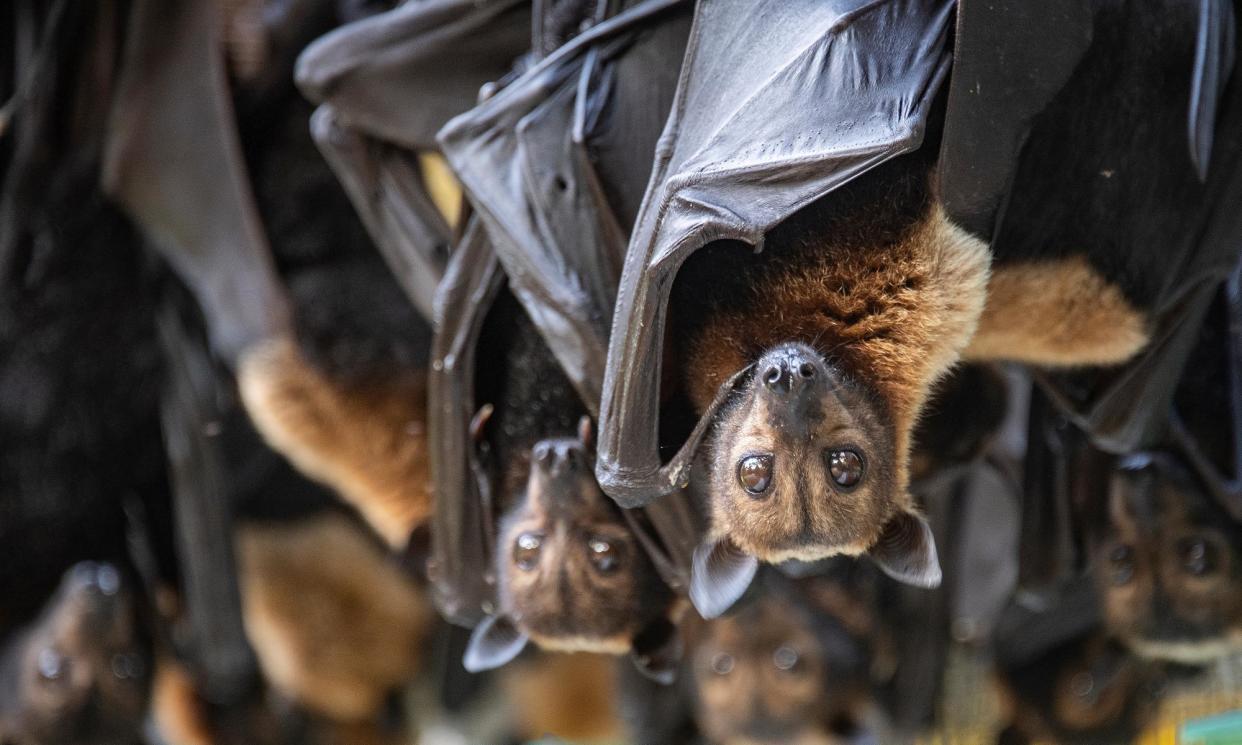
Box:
(68, 562), (122, 597)
(532, 438), (588, 478)
(759, 344), (822, 394)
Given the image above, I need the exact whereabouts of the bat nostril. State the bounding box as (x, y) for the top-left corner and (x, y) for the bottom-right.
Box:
(797, 362), (815, 379)
(762, 364), (786, 390)
(533, 442), (553, 465)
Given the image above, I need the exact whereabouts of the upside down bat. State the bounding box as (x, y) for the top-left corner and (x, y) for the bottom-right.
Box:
(593, 0), (1242, 619)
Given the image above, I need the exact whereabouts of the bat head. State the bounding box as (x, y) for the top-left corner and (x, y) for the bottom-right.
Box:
(465, 418), (679, 681)
(688, 577), (872, 744)
(1094, 453), (1242, 664)
(691, 343), (939, 617)
(0, 562), (151, 745)
(997, 632), (1168, 745)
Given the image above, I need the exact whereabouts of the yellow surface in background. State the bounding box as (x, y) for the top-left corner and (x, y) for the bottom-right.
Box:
(419, 153), (462, 226)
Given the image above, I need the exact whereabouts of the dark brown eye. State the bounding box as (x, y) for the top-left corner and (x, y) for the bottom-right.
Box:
(1178, 537), (1216, 576)
(772, 645), (802, 673)
(587, 536), (621, 574)
(111, 653), (146, 680)
(710, 652), (735, 675)
(737, 454), (774, 496)
(1109, 544), (1134, 586)
(828, 449), (864, 489)
(512, 532), (543, 571)
(1070, 671), (1097, 702)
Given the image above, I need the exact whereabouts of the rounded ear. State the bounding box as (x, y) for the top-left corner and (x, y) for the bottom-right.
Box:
(690, 536), (759, 619)
(869, 509), (941, 588)
(630, 617), (683, 685)
(469, 403), (495, 443)
(577, 416), (593, 449)
(462, 614), (528, 673)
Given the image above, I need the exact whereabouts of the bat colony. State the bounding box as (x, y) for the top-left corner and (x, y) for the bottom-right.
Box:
(1, 0), (1241, 744)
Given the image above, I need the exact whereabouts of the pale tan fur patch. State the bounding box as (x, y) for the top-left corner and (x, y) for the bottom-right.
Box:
(150, 657), (214, 745)
(498, 653), (622, 743)
(236, 515), (431, 721)
(238, 335), (431, 547)
(691, 206), (990, 506)
(963, 256), (1149, 367)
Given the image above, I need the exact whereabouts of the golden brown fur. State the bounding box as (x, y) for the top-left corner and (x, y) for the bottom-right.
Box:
(151, 657), (215, 745)
(964, 256), (1150, 366)
(238, 335), (431, 547)
(498, 653), (622, 742)
(236, 514), (431, 720)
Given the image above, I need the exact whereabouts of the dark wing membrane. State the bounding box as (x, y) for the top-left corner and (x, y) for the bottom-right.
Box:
(102, 0), (292, 364)
(296, 0), (531, 151)
(296, 0), (530, 323)
(936, 0), (1095, 239)
(437, 0), (685, 413)
(596, 0), (955, 508)
(427, 218), (506, 626)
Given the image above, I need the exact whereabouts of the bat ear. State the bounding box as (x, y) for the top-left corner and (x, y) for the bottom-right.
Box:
(577, 415), (593, 449)
(462, 614), (528, 672)
(469, 403), (495, 443)
(690, 536), (759, 619)
(869, 508), (942, 588)
(630, 617), (683, 685)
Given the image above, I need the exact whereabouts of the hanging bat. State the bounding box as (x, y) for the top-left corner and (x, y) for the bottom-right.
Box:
(991, 579), (1173, 745)
(0, 563), (152, 745)
(594, 0), (1242, 619)
(457, 288), (682, 682)
(684, 567), (888, 745)
(1090, 282), (1242, 664)
(428, 0), (696, 681)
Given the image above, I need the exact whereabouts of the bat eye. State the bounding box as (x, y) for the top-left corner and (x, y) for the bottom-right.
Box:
(1177, 536), (1216, 576)
(587, 536), (621, 574)
(1070, 671), (1098, 703)
(827, 449), (864, 489)
(512, 532), (543, 571)
(710, 652), (735, 675)
(111, 652), (146, 681)
(1108, 544), (1135, 586)
(37, 647), (69, 683)
(737, 454), (774, 496)
(772, 645), (802, 673)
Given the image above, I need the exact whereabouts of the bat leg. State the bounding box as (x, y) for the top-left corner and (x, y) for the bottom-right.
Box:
(310, 105), (451, 324)
(237, 335), (432, 547)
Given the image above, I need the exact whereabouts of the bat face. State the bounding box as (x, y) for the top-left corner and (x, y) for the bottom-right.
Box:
(1094, 454), (1242, 664)
(497, 435), (669, 654)
(708, 344), (897, 563)
(689, 591), (868, 745)
(0, 562), (151, 745)
(464, 423), (680, 678)
(998, 633), (1166, 745)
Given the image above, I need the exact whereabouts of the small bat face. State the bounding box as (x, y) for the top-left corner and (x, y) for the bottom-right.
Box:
(1094, 454), (1242, 664)
(999, 633), (1166, 745)
(708, 343), (897, 564)
(689, 591), (867, 745)
(0, 562), (151, 745)
(496, 435), (668, 654)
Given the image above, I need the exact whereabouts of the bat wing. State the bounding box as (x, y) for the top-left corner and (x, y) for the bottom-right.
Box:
(438, 0), (685, 413)
(296, 0), (531, 151)
(426, 217), (506, 626)
(936, 0), (1095, 239)
(101, 0), (292, 364)
(294, 0), (528, 324)
(596, 0), (955, 508)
